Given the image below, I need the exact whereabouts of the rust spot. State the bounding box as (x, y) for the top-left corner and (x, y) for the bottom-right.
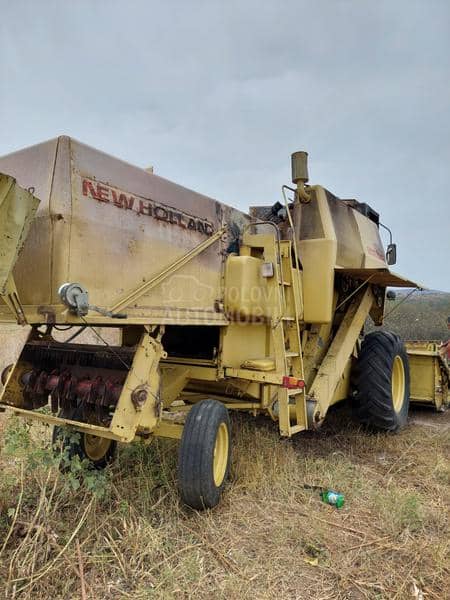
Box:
(131, 384), (149, 411)
(37, 306), (56, 324)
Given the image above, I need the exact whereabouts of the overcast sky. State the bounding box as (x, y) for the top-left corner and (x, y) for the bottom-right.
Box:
(1, 1), (449, 291)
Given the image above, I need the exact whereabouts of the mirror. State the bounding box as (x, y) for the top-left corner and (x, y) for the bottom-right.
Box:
(386, 243), (397, 266)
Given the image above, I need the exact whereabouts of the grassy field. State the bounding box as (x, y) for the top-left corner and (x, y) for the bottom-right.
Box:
(370, 290), (450, 341)
(0, 298), (449, 600)
(0, 405), (449, 600)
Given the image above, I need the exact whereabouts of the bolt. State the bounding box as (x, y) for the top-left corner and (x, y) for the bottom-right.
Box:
(131, 385), (149, 411)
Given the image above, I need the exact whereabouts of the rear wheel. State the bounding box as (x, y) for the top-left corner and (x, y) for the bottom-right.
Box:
(52, 407), (117, 469)
(355, 331), (410, 431)
(178, 399), (231, 509)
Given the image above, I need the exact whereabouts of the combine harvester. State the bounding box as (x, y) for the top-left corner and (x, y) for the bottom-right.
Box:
(0, 137), (448, 508)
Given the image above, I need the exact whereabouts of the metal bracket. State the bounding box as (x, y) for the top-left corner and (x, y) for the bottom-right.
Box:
(2, 275), (27, 325)
(109, 332), (164, 441)
(58, 282), (127, 318)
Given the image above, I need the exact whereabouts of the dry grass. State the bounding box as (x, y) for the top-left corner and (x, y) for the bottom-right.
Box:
(0, 404), (449, 600)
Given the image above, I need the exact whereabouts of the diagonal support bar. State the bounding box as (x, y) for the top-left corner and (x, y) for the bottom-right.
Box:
(110, 226), (227, 313)
(309, 286), (374, 420)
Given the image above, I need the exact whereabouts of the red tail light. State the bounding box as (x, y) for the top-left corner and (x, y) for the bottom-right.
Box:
(282, 376), (305, 389)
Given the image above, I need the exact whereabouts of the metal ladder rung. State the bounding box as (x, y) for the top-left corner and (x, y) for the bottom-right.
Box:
(289, 424), (306, 434)
(287, 388), (305, 396)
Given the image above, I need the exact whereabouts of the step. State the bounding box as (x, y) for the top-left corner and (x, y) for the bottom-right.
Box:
(285, 351), (299, 357)
(240, 357), (276, 371)
(287, 388), (305, 396)
(289, 424), (306, 435)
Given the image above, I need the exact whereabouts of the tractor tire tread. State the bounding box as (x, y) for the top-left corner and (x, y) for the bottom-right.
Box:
(355, 330), (410, 431)
(178, 399), (230, 510)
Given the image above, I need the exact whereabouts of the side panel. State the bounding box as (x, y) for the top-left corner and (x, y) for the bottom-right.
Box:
(406, 342), (449, 409)
(66, 139), (249, 322)
(296, 187), (337, 323)
(0, 138), (58, 305)
(409, 354), (437, 402)
(0, 137), (251, 324)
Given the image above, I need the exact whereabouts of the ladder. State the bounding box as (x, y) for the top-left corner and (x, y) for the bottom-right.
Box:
(273, 240), (307, 436)
(239, 230), (307, 436)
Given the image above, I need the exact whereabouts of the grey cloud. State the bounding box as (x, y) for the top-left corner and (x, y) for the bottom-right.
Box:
(1, 0), (449, 290)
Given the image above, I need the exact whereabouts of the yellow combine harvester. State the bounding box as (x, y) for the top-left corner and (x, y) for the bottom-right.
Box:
(0, 137), (448, 508)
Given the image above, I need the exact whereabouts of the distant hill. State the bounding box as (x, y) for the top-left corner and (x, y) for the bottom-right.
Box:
(367, 289), (450, 341)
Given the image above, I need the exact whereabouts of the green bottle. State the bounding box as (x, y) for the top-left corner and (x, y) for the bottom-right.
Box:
(321, 489), (344, 509)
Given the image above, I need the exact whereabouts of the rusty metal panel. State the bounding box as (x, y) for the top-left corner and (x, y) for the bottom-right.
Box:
(0, 136), (250, 324)
(0, 174), (39, 294)
(0, 138), (58, 305)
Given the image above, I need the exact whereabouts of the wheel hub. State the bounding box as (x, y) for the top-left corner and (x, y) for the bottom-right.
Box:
(213, 423), (229, 486)
(83, 434), (112, 461)
(391, 355), (405, 413)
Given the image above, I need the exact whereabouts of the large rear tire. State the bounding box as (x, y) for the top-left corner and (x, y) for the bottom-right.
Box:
(178, 399), (231, 509)
(355, 331), (410, 431)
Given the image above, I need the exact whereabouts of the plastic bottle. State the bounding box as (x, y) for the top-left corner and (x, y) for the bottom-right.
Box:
(320, 489), (344, 509)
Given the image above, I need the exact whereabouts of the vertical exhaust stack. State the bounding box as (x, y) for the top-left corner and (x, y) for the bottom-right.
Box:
(291, 151), (310, 203)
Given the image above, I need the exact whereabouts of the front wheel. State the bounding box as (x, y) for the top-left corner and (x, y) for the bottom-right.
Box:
(355, 331), (410, 431)
(52, 407), (117, 469)
(178, 399), (231, 509)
